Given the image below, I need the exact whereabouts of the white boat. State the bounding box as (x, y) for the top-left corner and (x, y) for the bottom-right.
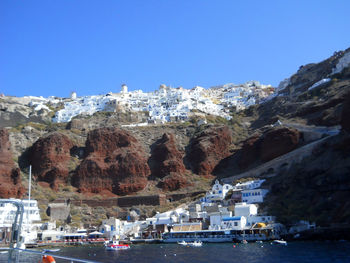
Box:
(177, 240), (187, 246)
(177, 240), (202, 247)
(105, 240), (130, 250)
(272, 239), (287, 245)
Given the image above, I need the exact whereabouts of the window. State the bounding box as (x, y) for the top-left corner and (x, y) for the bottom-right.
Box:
(234, 222), (238, 226)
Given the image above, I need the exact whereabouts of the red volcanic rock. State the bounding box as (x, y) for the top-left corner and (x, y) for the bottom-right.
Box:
(340, 92), (350, 132)
(158, 174), (189, 191)
(238, 127), (300, 169)
(29, 133), (74, 189)
(188, 126), (232, 175)
(0, 128), (25, 198)
(151, 133), (186, 178)
(73, 128), (150, 195)
(239, 133), (261, 169)
(260, 127), (300, 162)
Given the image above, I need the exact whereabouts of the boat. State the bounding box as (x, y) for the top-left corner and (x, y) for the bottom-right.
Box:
(177, 240), (187, 246)
(162, 227), (279, 243)
(105, 240), (130, 250)
(272, 239), (287, 245)
(177, 240), (202, 247)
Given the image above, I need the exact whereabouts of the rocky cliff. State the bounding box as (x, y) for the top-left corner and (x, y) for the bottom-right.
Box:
(187, 126), (232, 175)
(0, 47), (350, 227)
(72, 128), (151, 195)
(0, 128), (25, 198)
(150, 133), (188, 191)
(28, 132), (74, 190)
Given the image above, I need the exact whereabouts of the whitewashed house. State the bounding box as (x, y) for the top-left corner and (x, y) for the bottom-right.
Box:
(241, 189), (269, 204)
(202, 180), (234, 203)
(221, 216), (247, 230)
(234, 202), (275, 228)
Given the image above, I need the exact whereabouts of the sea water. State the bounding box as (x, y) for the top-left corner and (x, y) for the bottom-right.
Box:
(1, 241), (349, 263)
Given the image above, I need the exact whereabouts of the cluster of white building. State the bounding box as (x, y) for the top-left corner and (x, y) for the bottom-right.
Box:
(51, 81), (273, 123)
(94, 178), (275, 241)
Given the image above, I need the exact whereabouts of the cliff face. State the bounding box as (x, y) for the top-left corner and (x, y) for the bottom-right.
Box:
(0, 128), (25, 198)
(264, 133), (350, 226)
(73, 128), (151, 195)
(149, 133), (188, 191)
(29, 132), (74, 189)
(0, 47), (350, 228)
(187, 126), (232, 175)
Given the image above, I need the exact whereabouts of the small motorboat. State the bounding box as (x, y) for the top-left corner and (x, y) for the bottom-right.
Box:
(177, 240), (188, 246)
(272, 239), (287, 246)
(105, 240), (130, 250)
(178, 240), (202, 247)
(188, 240), (202, 247)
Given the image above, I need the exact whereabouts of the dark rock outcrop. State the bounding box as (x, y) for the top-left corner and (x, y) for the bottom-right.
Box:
(239, 127), (300, 169)
(150, 133), (188, 191)
(73, 128), (151, 195)
(158, 174), (189, 191)
(29, 133), (74, 189)
(239, 133), (261, 169)
(150, 133), (186, 178)
(188, 126), (232, 175)
(260, 127), (300, 162)
(340, 91), (350, 132)
(0, 128), (25, 198)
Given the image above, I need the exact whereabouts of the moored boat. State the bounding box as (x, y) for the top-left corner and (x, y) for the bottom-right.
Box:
(272, 239), (287, 245)
(178, 240), (202, 247)
(105, 240), (130, 250)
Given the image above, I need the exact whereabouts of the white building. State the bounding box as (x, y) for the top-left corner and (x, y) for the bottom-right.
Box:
(241, 189), (269, 204)
(234, 179), (266, 190)
(234, 202), (258, 217)
(221, 216), (247, 230)
(208, 207), (232, 230)
(121, 84), (128, 94)
(70, 92), (77, 100)
(234, 202), (274, 228)
(202, 180), (233, 203)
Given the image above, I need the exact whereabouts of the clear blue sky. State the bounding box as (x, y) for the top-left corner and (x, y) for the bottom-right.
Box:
(1, 0), (350, 98)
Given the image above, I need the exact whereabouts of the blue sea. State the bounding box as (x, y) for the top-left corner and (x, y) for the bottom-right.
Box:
(1, 241), (350, 263)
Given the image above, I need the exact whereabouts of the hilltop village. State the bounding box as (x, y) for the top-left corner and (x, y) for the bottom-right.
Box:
(7, 81), (273, 125)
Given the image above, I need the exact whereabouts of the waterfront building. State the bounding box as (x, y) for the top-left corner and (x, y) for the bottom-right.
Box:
(221, 216), (247, 230)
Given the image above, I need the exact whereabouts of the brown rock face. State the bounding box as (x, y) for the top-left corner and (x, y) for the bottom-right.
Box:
(150, 133), (186, 178)
(188, 126), (232, 175)
(29, 133), (74, 189)
(239, 127), (300, 168)
(260, 127), (300, 162)
(0, 129), (25, 198)
(73, 128), (150, 195)
(239, 133), (261, 169)
(150, 133), (188, 191)
(158, 174), (189, 191)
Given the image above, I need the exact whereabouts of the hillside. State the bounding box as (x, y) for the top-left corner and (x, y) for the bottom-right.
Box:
(0, 47), (350, 227)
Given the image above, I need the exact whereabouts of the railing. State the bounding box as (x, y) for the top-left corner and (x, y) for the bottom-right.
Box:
(1, 247), (101, 263)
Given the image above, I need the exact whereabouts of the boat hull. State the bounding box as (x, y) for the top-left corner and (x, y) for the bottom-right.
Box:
(105, 244), (130, 250)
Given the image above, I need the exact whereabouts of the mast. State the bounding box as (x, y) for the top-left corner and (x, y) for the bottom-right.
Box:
(28, 165), (32, 202)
